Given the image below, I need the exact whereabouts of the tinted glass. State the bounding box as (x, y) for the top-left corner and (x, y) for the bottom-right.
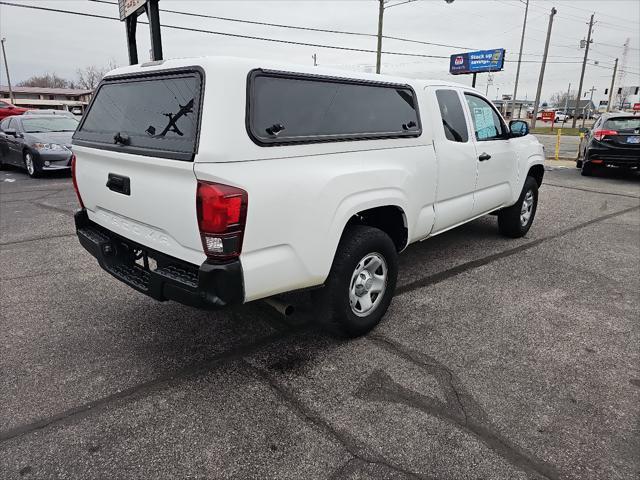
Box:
(22, 117), (79, 133)
(249, 73), (420, 144)
(436, 89), (468, 142)
(76, 72), (202, 158)
(0, 101), (9, 108)
(464, 94), (505, 141)
(603, 117), (640, 131)
(0, 118), (9, 130)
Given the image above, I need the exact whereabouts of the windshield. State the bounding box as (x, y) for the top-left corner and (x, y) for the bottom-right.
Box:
(603, 117), (640, 131)
(22, 117), (79, 133)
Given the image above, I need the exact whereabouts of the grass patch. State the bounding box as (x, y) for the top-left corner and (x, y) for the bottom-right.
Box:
(531, 127), (582, 137)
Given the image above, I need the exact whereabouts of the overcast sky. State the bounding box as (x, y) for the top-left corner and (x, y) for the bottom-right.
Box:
(1, 0), (638, 104)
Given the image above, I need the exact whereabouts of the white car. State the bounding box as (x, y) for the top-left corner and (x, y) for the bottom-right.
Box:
(71, 56), (545, 337)
(554, 112), (569, 123)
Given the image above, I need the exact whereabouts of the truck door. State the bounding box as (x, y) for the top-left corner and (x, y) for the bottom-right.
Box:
(429, 88), (477, 233)
(462, 92), (517, 215)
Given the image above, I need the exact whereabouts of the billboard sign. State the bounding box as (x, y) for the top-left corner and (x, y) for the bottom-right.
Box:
(119, 0), (147, 20)
(450, 49), (506, 75)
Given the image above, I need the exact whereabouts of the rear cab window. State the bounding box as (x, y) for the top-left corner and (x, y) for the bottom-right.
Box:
(73, 69), (203, 161)
(247, 69), (421, 145)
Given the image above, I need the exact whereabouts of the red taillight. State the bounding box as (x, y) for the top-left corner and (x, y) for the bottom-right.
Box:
(593, 129), (617, 141)
(196, 181), (248, 261)
(70, 154), (84, 208)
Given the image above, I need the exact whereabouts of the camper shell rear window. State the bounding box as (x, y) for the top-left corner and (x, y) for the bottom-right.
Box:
(246, 69), (421, 146)
(73, 68), (203, 161)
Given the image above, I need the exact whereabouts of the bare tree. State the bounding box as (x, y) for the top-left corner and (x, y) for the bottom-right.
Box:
(616, 86), (635, 110)
(76, 61), (118, 90)
(549, 90), (575, 109)
(17, 73), (72, 89)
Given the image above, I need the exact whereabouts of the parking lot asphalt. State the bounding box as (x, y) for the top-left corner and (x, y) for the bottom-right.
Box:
(533, 134), (580, 160)
(1, 163), (639, 480)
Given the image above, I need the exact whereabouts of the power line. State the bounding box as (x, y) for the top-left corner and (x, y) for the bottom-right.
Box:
(88, 0), (476, 51)
(0, 1), (587, 65)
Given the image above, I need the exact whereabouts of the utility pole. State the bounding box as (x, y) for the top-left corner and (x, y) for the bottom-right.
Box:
(607, 58), (618, 112)
(531, 7), (557, 129)
(0, 37), (14, 104)
(375, 0), (385, 74)
(572, 13), (594, 128)
(582, 86), (596, 128)
(511, 0), (529, 120)
(563, 82), (571, 117)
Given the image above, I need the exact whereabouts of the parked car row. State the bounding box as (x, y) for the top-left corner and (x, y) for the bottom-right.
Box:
(0, 114), (78, 177)
(0, 100), (83, 120)
(535, 109), (597, 122)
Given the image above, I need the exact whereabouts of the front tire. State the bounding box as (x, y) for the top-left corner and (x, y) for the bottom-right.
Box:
(498, 176), (538, 238)
(311, 225), (398, 338)
(24, 151), (40, 178)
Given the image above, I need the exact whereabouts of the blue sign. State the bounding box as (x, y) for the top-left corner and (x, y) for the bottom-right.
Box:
(449, 49), (506, 75)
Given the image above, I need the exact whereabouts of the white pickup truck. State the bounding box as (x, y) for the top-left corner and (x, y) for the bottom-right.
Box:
(72, 56), (545, 337)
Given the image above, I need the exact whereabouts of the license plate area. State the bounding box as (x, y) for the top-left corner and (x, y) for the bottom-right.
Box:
(134, 250), (158, 272)
(627, 136), (640, 144)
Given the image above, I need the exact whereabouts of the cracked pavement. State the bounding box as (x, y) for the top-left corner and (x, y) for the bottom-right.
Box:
(1, 164), (639, 479)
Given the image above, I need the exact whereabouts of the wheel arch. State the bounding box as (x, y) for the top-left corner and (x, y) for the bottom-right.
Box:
(527, 163), (544, 187)
(345, 205), (408, 252)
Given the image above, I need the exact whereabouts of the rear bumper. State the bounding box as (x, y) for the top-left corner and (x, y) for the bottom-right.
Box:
(586, 147), (640, 168)
(75, 209), (244, 309)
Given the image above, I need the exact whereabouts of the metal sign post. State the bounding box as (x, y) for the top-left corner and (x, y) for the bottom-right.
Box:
(119, 0), (163, 65)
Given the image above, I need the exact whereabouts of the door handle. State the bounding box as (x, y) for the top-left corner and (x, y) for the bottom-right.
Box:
(478, 153), (491, 161)
(106, 173), (131, 195)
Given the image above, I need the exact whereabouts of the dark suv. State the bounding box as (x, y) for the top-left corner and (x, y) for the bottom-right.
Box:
(577, 113), (640, 176)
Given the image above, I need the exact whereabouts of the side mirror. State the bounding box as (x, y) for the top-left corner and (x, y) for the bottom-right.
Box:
(509, 120), (529, 137)
(7, 106), (15, 110)
(578, 127), (589, 134)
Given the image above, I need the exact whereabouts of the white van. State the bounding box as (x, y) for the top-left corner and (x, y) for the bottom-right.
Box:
(72, 56), (545, 337)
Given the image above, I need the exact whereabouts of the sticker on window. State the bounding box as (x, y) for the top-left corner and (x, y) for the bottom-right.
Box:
(472, 107), (496, 140)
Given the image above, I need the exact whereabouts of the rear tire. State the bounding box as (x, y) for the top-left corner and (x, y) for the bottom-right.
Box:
(311, 225), (398, 338)
(576, 159), (583, 168)
(581, 161), (594, 177)
(498, 176), (538, 238)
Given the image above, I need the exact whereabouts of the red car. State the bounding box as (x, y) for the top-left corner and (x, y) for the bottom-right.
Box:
(0, 100), (28, 120)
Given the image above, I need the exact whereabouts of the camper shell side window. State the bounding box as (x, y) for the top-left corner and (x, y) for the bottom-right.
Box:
(246, 69), (422, 146)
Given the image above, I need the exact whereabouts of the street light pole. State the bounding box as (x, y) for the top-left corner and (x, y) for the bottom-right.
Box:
(375, 0), (385, 74)
(375, 0), (454, 74)
(511, 0), (529, 120)
(572, 14), (594, 128)
(0, 37), (15, 104)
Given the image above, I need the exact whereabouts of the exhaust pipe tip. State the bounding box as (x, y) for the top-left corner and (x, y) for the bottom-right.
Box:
(264, 298), (295, 317)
